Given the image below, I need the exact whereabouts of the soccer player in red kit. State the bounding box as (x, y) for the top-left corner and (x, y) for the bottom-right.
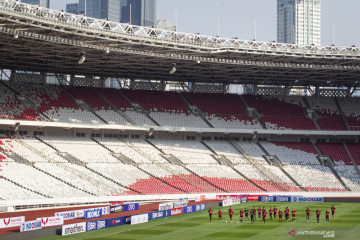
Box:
(240, 209), (244, 223)
(258, 207), (262, 219)
(316, 209), (321, 223)
(228, 207), (234, 222)
(218, 209), (223, 222)
(274, 206), (278, 220)
(306, 207), (311, 222)
(278, 210), (283, 222)
(331, 205), (336, 220)
(263, 209), (267, 224)
(285, 207), (290, 222)
(253, 208), (257, 221)
(208, 207), (213, 222)
(326, 210), (330, 223)
(292, 209), (296, 222)
(269, 207), (273, 220)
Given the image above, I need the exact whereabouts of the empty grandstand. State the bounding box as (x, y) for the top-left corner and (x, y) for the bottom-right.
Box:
(0, 0), (359, 212)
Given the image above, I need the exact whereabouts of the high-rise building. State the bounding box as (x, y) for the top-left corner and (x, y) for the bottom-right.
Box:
(78, 0), (125, 22)
(21, 0), (50, 8)
(66, 3), (79, 15)
(277, 0), (321, 46)
(121, 0), (156, 27)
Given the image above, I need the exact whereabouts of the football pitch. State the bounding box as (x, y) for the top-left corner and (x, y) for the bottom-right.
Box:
(37, 202), (360, 240)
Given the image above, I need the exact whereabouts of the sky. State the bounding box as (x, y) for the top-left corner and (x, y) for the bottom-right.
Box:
(50, 0), (360, 47)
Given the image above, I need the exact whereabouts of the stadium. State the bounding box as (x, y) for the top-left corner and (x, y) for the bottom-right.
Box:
(0, 0), (360, 239)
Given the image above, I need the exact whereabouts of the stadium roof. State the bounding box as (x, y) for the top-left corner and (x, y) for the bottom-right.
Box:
(0, 0), (359, 87)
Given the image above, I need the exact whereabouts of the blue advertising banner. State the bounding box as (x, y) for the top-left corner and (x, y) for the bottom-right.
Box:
(124, 203), (139, 212)
(148, 210), (171, 220)
(293, 197), (324, 203)
(183, 205), (194, 214)
(106, 217), (126, 228)
(85, 209), (102, 219)
(96, 220), (107, 230)
(259, 196), (292, 202)
(86, 221), (97, 232)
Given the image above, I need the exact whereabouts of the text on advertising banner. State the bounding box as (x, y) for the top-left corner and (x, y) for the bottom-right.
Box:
(0, 216), (25, 229)
(158, 202), (173, 211)
(124, 203), (139, 212)
(62, 222), (86, 236)
(36, 216), (64, 227)
(131, 214), (148, 225)
(20, 220), (42, 232)
(106, 217), (126, 227)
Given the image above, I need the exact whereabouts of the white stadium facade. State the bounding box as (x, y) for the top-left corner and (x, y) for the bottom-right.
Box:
(0, 0), (360, 213)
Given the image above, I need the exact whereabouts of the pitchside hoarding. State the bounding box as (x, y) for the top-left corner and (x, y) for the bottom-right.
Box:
(259, 196), (292, 202)
(20, 220), (42, 232)
(110, 205), (124, 213)
(159, 202), (173, 211)
(55, 210), (84, 220)
(0, 216), (25, 229)
(292, 197), (324, 202)
(85, 209), (102, 220)
(131, 214), (148, 225)
(171, 207), (184, 216)
(124, 203), (139, 212)
(36, 216), (64, 227)
(62, 222), (86, 236)
(106, 217), (126, 227)
(148, 210), (171, 220)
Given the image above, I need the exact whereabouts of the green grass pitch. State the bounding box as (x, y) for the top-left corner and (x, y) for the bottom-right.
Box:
(36, 202), (360, 240)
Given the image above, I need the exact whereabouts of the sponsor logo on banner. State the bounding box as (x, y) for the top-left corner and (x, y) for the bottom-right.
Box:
(20, 220), (42, 232)
(196, 205), (201, 211)
(242, 194), (268, 201)
(173, 201), (187, 208)
(178, 198), (189, 202)
(201, 204), (206, 210)
(55, 210), (84, 220)
(259, 196), (274, 202)
(110, 205), (124, 213)
(148, 210), (171, 221)
(171, 207), (184, 216)
(241, 197), (248, 203)
(297, 197), (324, 203)
(86, 207), (110, 215)
(216, 195), (240, 201)
(62, 222), (86, 236)
(131, 214), (148, 225)
(86, 221), (97, 231)
(222, 199), (234, 207)
(124, 203), (139, 212)
(184, 206), (194, 214)
(275, 196), (291, 202)
(111, 201), (123, 206)
(36, 217), (64, 227)
(85, 209), (102, 220)
(159, 203), (173, 211)
(107, 217), (126, 228)
(97, 220), (107, 230)
(0, 216), (25, 229)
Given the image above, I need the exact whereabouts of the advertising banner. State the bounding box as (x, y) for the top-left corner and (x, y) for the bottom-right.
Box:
(178, 197), (189, 202)
(96, 220), (107, 230)
(241, 197), (248, 203)
(293, 197), (324, 203)
(55, 210), (84, 220)
(158, 202), (173, 211)
(171, 207), (184, 216)
(0, 216), (25, 229)
(216, 195), (240, 201)
(37, 216), (64, 227)
(275, 196), (292, 202)
(124, 203), (139, 212)
(183, 205), (194, 214)
(242, 194), (268, 201)
(86, 221), (97, 232)
(173, 201), (187, 208)
(85, 209), (102, 220)
(86, 207), (110, 215)
(110, 205), (124, 213)
(62, 222), (86, 236)
(20, 220), (42, 232)
(131, 214), (148, 225)
(148, 210), (171, 220)
(222, 199), (234, 207)
(111, 201), (123, 206)
(106, 217), (126, 228)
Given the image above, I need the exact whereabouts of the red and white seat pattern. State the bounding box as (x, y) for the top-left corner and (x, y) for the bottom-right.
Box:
(317, 143), (352, 165)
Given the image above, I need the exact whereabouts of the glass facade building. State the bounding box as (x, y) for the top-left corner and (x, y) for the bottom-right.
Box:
(21, 0), (50, 8)
(121, 0), (156, 27)
(277, 0), (321, 46)
(78, 0), (124, 22)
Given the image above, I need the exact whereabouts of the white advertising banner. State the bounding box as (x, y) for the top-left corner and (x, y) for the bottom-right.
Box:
(131, 214), (149, 225)
(0, 216), (25, 229)
(37, 216), (64, 227)
(158, 202), (173, 211)
(62, 222), (86, 236)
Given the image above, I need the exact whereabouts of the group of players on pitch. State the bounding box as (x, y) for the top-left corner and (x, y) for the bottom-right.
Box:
(208, 205), (336, 224)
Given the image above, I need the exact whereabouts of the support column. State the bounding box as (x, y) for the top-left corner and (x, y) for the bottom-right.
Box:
(10, 70), (16, 83)
(222, 83), (228, 94)
(130, 79), (135, 90)
(40, 72), (46, 85)
(315, 86), (320, 97)
(70, 74), (75, 86)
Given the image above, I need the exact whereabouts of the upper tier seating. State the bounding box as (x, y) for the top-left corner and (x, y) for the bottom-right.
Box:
(0, 178), (46, 200)
(0, 104), (46, 121)
(346, 143), (360, 165)
(317, 143), (352, 165)
(236, 142), (268, 165)
(96, 88), (132, 110)
(0, 84), (20, 104)
(150, 140), (218, 164)
(207, 114), (262, 129)
(261, 142), (320, 165)
(338, 97), (360, 128)
(14, 84), (78, 107)
(66, 86), (110, 110)
(123, 89), (188, 112)
(183, 92), (247, 114)
(95, 109), (130, 125)
(39, 106), (102, 124)
(262, 116), (317, 130)
(272, 142), (319, 155)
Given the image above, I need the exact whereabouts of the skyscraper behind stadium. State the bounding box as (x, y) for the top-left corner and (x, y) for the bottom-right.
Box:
(277, 0), (321, 46)
(121, 0), (156, 27)
(77, 0), (125, 22)
(21, 0), (50, 8)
